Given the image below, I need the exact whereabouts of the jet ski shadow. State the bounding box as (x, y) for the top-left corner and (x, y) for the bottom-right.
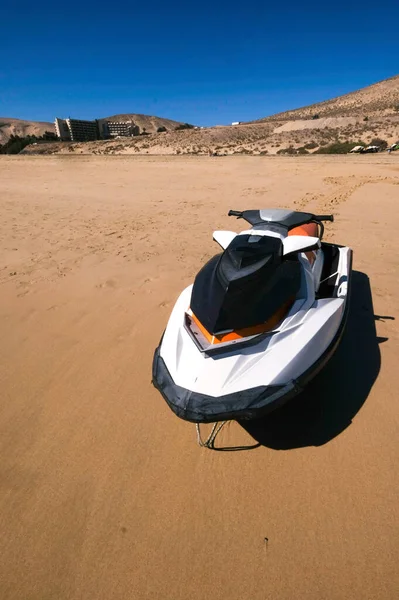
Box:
(239, 271), (382, 450)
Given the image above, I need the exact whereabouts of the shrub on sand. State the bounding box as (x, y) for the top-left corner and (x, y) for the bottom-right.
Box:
(315, 141), (366, 154)
(277, 146), (296, 155)
(370, 138), (388, 150)
(304, 141), (318, 149)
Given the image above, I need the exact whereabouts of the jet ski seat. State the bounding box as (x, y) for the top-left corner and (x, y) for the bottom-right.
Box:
(191, 234), (302, 335)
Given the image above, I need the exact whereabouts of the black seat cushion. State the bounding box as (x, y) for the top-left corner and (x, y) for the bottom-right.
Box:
(191, 235), (301, 334)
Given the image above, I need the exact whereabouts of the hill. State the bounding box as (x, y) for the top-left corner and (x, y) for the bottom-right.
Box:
(17, 74), (399, 156)
(0, 113), (189, 146)
(255, 75), (399, 121)
(100, 113), (190, 133)
(0, 117), (55, 145)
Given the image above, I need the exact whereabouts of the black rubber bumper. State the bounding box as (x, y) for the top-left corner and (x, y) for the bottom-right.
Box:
(152, 346), (300, 423)
(152, 252), (352, 424)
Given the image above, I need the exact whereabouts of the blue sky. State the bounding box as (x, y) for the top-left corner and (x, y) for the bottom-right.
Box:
(1, 0), (398, 126)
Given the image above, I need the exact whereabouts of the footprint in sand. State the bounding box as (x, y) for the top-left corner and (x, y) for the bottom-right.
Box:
(96, 279), (117, 289)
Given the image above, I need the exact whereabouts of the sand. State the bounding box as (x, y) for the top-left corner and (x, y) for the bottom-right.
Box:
(0, 154), (398, 600)
(273, 116), (359, 133)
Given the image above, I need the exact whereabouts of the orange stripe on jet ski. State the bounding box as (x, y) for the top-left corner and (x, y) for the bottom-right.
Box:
(191, 297), (294, 345)
(289, 223), (318, 265)
(289, 223), (318, 237)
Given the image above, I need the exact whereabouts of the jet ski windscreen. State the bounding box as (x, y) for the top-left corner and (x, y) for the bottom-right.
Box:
(191, 235), (301, 334)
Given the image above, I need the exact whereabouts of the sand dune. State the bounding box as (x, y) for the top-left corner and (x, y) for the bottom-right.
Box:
(0, 155), (398, 600)
(273, 116), (358, 132)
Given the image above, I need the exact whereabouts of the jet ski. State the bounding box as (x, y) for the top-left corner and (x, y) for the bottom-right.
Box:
(152, 208), (352, 434)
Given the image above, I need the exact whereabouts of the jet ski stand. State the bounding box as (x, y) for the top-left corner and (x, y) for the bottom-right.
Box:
(196, 421), (227, 449)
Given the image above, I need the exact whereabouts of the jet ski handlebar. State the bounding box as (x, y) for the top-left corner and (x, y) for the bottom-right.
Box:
(227, 209), (334, 224)
(314, 215), (334, 222)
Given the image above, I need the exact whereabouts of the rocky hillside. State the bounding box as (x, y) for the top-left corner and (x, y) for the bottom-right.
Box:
(100, 113), (191, 133)
(24, 114), (399, 157)
(0, 117), (55, 145)
(255, 75), (399, 121)
(18, 74), (399, 156)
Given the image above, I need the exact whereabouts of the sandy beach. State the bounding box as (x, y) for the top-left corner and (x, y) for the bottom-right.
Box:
(0, 154), (398, 600)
